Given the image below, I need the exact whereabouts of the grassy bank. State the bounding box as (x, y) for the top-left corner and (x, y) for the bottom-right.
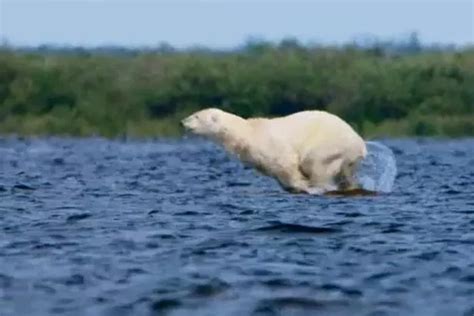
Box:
(1, 41), (473, 138)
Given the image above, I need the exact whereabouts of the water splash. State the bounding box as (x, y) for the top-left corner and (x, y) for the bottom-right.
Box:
(355, 141), (397, 193)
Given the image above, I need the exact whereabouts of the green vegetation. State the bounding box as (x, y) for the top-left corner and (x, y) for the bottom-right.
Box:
(1, 40), (473, 138)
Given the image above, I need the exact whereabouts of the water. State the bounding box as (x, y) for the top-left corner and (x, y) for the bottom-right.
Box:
(0, 137), (473, 316)
(356, 141), (397, 193)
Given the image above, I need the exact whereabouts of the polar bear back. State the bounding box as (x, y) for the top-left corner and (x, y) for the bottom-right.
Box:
(248, 110), (366, 159)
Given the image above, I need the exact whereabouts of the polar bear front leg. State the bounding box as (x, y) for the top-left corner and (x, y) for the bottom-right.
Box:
(273, 167), (313, 194)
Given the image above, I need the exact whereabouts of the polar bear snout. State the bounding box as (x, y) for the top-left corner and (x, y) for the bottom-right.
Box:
(181, 109), (223, 137)
(181, 115), (197, 132)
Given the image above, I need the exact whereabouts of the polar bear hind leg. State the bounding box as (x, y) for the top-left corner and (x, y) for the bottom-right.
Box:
(299, 144), (364, 193)
(299, 148), (344, 192)
(335, 159), (362, 190)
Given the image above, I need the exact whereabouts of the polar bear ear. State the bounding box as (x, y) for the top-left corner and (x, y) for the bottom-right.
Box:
(210, 113), (219, 123)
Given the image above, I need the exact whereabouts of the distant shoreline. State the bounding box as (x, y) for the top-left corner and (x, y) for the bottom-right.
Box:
(1, 40), (473, 138)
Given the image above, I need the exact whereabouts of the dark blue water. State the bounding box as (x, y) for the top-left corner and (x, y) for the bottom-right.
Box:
(1, 137), (473, 316)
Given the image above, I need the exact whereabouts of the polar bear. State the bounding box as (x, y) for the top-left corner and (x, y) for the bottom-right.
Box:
(181, 108), (367, 194)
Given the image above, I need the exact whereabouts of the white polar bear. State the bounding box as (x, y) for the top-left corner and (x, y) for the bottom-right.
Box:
(181, 108), (367, 194)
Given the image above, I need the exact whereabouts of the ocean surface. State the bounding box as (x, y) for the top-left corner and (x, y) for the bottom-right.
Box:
(0, 137), (473, 316)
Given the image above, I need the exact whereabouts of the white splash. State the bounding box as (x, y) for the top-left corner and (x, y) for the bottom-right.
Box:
(355, 141), (397, 193)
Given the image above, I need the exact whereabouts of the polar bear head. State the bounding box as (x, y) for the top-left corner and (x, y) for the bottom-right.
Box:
(181, 108), (228, 138)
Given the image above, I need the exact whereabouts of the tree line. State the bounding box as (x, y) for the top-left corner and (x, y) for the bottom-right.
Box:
(0, 39), (473, 138)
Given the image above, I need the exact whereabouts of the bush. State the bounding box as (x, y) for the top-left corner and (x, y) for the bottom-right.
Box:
(0, 43), (473, 137)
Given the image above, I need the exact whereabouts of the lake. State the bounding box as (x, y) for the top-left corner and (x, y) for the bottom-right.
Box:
(0, 137), (473, 316)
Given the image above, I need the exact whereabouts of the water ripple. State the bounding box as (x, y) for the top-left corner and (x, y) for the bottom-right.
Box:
(1, 137), (473, 316)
